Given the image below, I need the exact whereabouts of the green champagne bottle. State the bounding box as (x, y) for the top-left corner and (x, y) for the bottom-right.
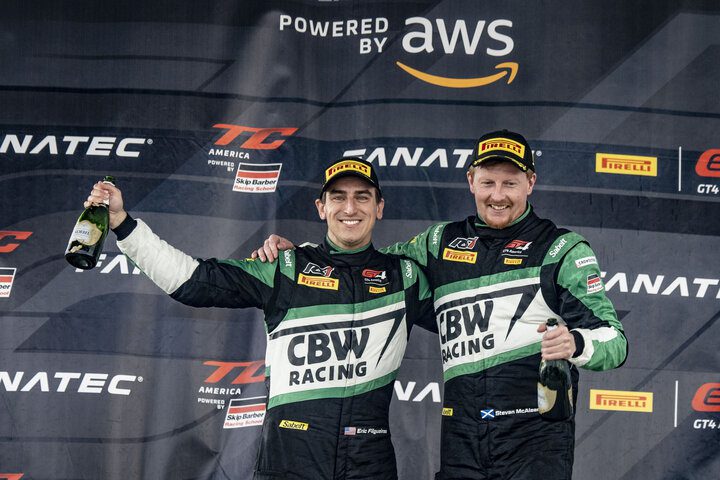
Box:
(537, 318), (574, 421)
(65, 176), (115, 270)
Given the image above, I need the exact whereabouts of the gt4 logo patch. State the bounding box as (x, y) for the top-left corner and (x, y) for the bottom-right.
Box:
(502, 239), (532, 257)
(362, 269), (388, 285)
(362, 269), (388, 293)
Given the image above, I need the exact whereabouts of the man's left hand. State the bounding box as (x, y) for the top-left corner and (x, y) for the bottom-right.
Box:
(537, 323), (576, 360)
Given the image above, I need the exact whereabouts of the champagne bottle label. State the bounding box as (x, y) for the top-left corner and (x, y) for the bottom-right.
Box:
(537, 383), (557, 414)
(68, 220), (103, 246)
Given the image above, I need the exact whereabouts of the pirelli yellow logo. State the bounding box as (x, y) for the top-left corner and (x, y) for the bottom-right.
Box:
(478, 137), (525, 158)
(595, 154), (657, 176)
(298, 274), (339, 290)
(442, 248), (477, 264)
(589, 389), (653, 412)
(326, 160), (371, 182)
(503, 258), (523, 265)
(369, 286), (386, 294)
(279, 420), (309, 430)
(442, 407), (454, 416)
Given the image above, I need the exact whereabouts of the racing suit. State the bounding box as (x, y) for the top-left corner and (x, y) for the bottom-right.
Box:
(385, 206), (628, 480)
(114, 215), (434, 480)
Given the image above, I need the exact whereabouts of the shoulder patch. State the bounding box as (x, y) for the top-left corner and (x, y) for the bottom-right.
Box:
(402, 259), (416, 288)
(575, 256), (598, 268)
(279, 249), (296, 280)
(543, 232), (585, 265)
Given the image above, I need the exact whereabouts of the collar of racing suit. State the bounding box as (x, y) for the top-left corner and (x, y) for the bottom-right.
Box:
(320, 237), (378, 266)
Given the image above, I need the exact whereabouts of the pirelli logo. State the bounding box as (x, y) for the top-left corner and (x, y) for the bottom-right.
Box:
(369, 286), (386, 294)
(503, 258), (523, 265)
(298, 274), (339, 290)
(442, 407), (454, 416)
(595, 154), (657, 177)
(326, 160), (371, 182)
(478, 138), (525, 158)
(589, 389), (653, 412)
(442, 248), (477, 264)
(279, 419), (309, 431)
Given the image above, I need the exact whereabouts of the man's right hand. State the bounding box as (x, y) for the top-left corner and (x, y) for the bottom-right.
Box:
(251, 235), (295, 262)
(85, 181), (127, 229)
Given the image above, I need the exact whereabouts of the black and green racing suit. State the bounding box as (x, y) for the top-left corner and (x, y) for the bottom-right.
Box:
(114, 215), (434, 480)
(385, 206), (628, 480)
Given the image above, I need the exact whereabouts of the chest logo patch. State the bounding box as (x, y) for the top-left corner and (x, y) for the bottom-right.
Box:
(298, 262), (339, 290)
(448, 236), (478, 250)
(279, 419), (309, 431)
(443, 247), (478, 264)
(502, 239), (533, 257)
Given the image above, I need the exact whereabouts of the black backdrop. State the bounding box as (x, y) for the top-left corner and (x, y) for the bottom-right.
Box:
(1, 1), (719, 479)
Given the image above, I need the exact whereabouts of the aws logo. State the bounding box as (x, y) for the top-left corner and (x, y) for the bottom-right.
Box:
(397, 17), (517, 88)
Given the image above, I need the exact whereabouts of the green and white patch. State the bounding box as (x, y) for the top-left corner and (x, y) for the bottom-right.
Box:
(434, 270), (557, 381)
(266, 297), (408, 408)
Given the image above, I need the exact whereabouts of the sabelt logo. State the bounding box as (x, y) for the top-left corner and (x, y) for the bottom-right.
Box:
(696, 150), (720, 178)
(0, 231), (32, 253)
(548, 238), (567, 258)
(443, 248), (477, 264)
(692, 383), (720, 412)
(326, 160), (372, 183)
(595, 153), (658, 177)
(589, 389), (653, 412)
(279, 419), (309, 431)
(212, 124), (297, 150)
(0, 134), (148, 157)
(398, 18), (517, 88)
(478, 138), (525, 158)
(298, 274), (340, 290)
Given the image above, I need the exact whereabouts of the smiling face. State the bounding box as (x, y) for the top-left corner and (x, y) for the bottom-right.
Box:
(316, 176), (384, 250)
(467, 160), (536, 229)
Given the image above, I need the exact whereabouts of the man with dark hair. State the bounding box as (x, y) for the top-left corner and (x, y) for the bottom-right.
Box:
(85, 156), (434, 480)
(254, 131), (628, 479)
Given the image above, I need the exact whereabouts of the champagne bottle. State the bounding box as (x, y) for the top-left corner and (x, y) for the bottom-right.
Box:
(65, 176), (115, 270)
(537, 318), (574, 421)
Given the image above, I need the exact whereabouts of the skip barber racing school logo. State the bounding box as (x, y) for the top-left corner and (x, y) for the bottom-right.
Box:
(298, 263), (339, 290)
